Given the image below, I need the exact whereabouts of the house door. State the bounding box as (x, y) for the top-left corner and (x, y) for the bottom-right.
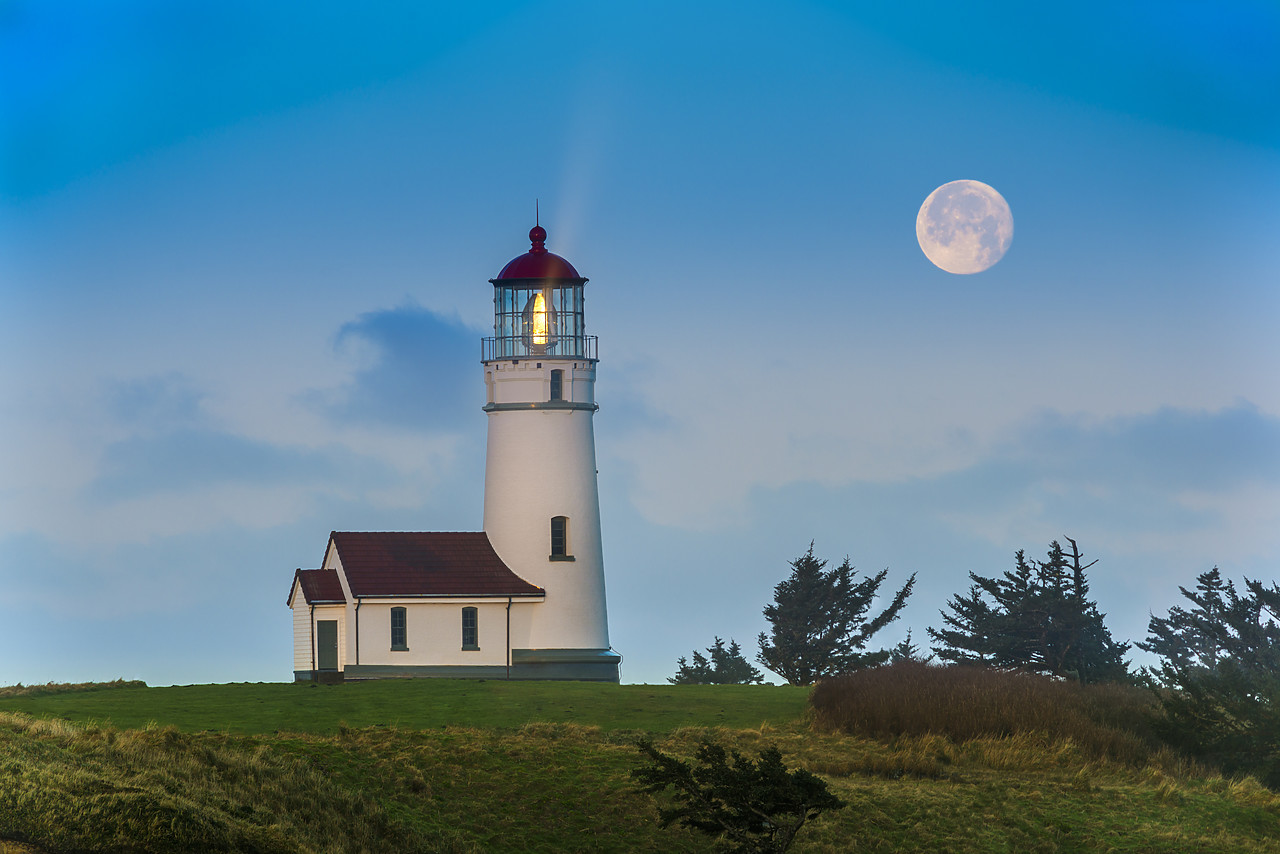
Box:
(316, 620), (338, 671)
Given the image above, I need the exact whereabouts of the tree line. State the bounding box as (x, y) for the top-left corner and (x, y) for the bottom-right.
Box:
(670, 538), (1279, 788)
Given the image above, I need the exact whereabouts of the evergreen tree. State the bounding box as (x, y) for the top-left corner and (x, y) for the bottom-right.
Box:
(670, 650), (715, 685)
(928, 537), (1130, 683)
(929, 583), (998, 666)
(888, 629), (934, 664)
(757, 543), (915, 686)
(670, 638), (764, 685)
(711, 638), (765, 685)
(1140, 567), (1234, 671)
(1140, 569), (1280, 788)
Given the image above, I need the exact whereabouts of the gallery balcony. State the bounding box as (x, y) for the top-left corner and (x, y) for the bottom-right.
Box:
(481, 335), (597, 362)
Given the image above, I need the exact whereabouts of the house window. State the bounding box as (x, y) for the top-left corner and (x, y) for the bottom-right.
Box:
(550, 369), (564, 401)
(550, 515), (573, 560)
(462, 607), (479, 650)
(390, 607), (407, 651)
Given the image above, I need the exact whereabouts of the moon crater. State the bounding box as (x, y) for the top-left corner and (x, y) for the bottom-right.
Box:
(916, 180), (1013, 274)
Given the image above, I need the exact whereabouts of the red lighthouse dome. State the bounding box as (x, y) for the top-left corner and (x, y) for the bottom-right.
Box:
(493, 225), (583, 280)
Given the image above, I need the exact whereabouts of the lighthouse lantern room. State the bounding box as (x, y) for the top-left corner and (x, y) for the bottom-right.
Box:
(482, 224), (595, 361)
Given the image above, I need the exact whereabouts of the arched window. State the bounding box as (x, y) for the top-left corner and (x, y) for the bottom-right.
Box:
(461, 607), (479, 650)
(550, 516), (573, 560)
(549, 369), (564, 401)
(390, 607), (408, 651)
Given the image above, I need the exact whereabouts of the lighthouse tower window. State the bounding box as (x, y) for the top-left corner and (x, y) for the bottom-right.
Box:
(550, 369), (564, 401)
(550, 515), (573, 560)
(461, 607), (479, 650)
(390, 607), (408, 651)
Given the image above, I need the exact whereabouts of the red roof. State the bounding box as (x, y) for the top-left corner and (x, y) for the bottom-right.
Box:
(290, 568), (346, 605)
(492, 225), (584, 280)
(329, 531), (544, 598)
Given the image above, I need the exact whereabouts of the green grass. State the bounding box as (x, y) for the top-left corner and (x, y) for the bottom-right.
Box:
(2, 679), (1278, 853)
(0, 679), (809, 734)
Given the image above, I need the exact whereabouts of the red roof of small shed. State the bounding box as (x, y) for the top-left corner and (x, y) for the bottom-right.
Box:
(329, 531), (544, 598)
(290, 568), (346, 605)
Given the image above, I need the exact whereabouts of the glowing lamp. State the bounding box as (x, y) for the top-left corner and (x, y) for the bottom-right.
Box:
(522, 291), (557, 353)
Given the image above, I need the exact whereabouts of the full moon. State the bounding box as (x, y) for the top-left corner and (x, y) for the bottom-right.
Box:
(916, 179), (1013, 274)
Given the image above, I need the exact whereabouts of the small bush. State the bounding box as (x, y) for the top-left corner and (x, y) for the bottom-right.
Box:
(809, 661), (1159, 763)
(633, 738), (845, 853)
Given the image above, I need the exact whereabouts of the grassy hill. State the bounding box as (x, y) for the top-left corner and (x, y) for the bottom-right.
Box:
(1, 679), (1278, 853)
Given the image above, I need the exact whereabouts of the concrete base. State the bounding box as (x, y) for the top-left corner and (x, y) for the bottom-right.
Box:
(340, 649), (622, 682)
(510, 648), (621, 682)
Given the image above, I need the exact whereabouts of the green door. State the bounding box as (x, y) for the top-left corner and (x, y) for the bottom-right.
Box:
(317, 620), (338, 671)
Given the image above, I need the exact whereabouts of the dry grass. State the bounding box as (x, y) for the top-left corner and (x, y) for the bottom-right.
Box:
(0, 711), (459, 853)
(809, 661), (1161, 763)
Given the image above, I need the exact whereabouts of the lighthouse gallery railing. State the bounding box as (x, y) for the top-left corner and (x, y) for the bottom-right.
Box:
(481, 335), (598, 362)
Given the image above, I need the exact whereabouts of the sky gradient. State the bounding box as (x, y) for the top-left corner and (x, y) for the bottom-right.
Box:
(2, 0), (1278, 686)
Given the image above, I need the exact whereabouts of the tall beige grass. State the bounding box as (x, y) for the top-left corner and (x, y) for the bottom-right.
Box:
(809, 661), (1160, 763)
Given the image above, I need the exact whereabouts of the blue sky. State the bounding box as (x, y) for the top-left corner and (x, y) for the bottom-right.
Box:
(2, 0), (1277, 686)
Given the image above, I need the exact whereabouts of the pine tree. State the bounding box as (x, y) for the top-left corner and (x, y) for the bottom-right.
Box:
(1140, 567), (1233, 671)
(669, 650), (715, 685)
(757, 543), (915, 686)
(888, 629), (934, 664)
(928, 537), (1130, 683)
(670, 638), (764, 685)
(710, 638), (765, 685)
(1140, 569), (1280, 788)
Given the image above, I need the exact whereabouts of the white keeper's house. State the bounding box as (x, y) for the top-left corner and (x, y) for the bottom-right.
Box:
(287, 223), (621, 682)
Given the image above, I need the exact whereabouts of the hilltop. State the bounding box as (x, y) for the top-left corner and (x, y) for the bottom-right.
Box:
(1, 679), (1277, 853)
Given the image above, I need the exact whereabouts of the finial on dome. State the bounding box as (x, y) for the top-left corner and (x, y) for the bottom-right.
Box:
(529, 222), (547, 254)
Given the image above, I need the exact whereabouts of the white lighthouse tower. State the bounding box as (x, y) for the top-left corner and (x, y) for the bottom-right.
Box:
(481, 223), (621, 681)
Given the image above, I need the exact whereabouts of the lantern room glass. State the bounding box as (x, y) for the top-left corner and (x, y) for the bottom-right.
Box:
(485, 280), (594, 360)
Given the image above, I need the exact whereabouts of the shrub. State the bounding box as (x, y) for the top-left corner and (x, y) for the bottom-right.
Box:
(632, 738), (845, 853)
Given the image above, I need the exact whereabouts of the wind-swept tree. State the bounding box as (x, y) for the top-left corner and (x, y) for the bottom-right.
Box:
(928, 537), (1130, 683)
(757, 543), (915, 686)
(1140, 568), (1280, 788)
(670, 637), (764, 685)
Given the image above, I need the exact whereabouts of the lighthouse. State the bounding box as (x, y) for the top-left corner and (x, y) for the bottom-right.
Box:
(287, 222), (619, 682)
(481, 224), (620, 680)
